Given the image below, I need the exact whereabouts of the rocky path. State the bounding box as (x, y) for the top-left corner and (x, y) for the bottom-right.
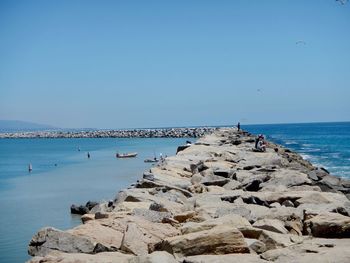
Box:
(27, 128), (350, 263)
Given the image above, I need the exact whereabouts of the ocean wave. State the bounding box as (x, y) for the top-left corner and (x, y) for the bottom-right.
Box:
(285, 141), (298, 145)
(300, 154), (312, 160)
(300, 154), (326, 167)
(302, 143), (313, 147)
(331, 169), (350, 179)
(300, 148), (322, 153)
(330, 152), (341, 158)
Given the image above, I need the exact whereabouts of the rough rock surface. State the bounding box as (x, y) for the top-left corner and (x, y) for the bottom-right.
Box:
(156, 225), (249, 257)
(27, 128), (350, 262)
(28, 227), (96, 256)
(184, 254), (266, 263)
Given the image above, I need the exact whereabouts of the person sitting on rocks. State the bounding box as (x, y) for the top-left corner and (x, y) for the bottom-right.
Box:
(255, 134), (262, 149)
(256, 136), (266, 152)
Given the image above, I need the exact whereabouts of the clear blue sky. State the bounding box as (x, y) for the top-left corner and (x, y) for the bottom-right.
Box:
(0, 0), (349, 128)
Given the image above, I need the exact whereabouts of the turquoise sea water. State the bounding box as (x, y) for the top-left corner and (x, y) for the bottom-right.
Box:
(0, 122), (349, 262)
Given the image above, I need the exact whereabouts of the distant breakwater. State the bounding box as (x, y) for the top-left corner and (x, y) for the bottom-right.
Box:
(0, 127), (220, 139)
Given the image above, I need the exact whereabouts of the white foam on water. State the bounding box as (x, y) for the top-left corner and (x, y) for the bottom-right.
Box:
(330, 152), (341, 158)
(285, 141), (298, 145)
(300, 153), (312, 160)
(302, 144), (313, 147)
(301, 148), (322, 153)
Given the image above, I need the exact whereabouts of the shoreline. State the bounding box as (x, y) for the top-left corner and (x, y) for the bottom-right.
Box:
(0, 127), (218, 139)
(27, 128), (350, 262)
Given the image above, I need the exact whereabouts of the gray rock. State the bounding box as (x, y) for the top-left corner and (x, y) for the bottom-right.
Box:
(95, 212), (109, 219)
(28, 227), (95, 257)
(129, 251), (177, 263)
(304, 212), (350, 238)
(308, 170), (319, 181)
(223, 180), (241, 190)
(282, 200), (295, 207)
(132, 208), (172, 223)
(202, 178), (230, 187)
(245, 238), (266, 254)
(177, 145), (190, 153)
(70, 204), (89, 215)
(156, 225), (249, 257)
(253, 219), (289, 234)
(213, 169), (236, 178)
(143, 172), (155, 181)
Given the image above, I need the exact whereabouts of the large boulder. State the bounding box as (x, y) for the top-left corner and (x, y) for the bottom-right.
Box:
(70, 204), (89, 215)
(156, 225), (249, 257)
(28, 227), (96, 257)
(304, 212), (350, 238)
(260, 169), (311, 189)
(67, 220), (123, 251)
(215, 203), (271, 223)
(239, 226), (302, 251)
(120, 222), (150, 255)
(181, 214), (251, 234)
(261, 238), (350, 263)
(252, 219), (289, 234)
(117, 216), (180, 255)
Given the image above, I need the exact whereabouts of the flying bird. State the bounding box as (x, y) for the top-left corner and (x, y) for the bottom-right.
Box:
(296, 40), (306, 45)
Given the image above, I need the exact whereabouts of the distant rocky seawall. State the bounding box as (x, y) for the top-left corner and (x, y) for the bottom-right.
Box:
(0, 127), (217, 139)
(27, 128), (350, 263)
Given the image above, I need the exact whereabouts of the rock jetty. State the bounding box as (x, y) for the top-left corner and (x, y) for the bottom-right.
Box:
(0, 127), (216, 139)
(27, 128), (350, 263)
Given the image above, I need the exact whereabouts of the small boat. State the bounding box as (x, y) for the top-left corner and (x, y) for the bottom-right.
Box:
(144, 158), (158, 163)
(116, 152), (138, 158)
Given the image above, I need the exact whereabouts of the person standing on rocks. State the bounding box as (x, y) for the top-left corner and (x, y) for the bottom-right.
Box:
(237, 122), (241, 131)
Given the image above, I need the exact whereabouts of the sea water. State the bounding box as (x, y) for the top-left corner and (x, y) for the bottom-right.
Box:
(245, 122), (350, 178)
(0, 122), (349, 262)
(0, 138), (188, 263)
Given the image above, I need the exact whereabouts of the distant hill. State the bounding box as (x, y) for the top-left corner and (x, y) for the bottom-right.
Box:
(0, 120), (57, 132)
